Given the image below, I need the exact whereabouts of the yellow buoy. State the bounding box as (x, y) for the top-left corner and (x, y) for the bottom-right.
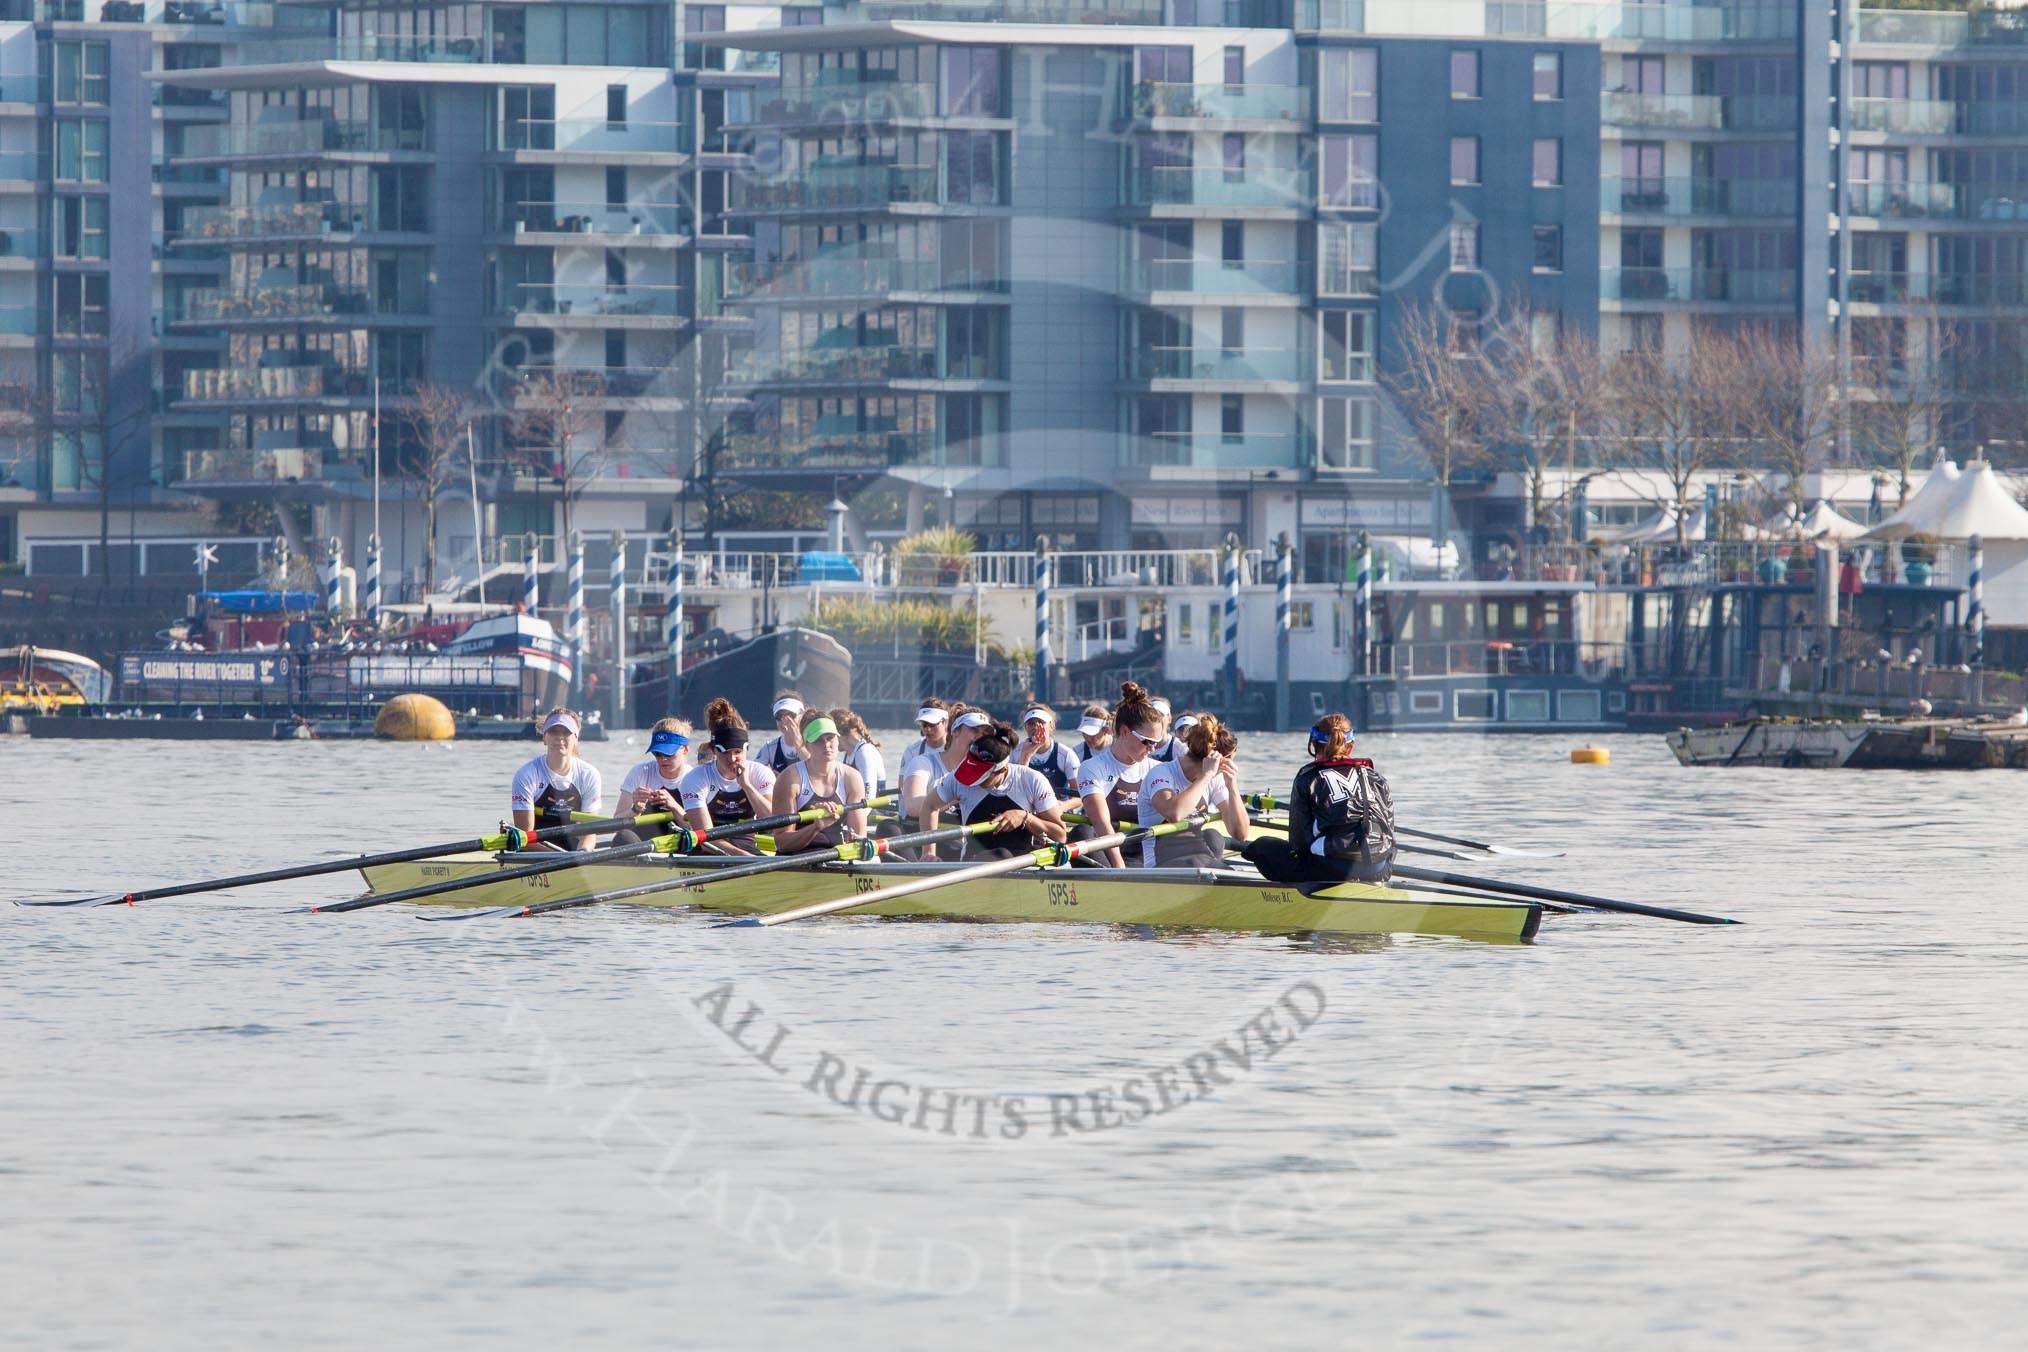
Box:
(1570, 746), (1609, 765)
(374, 693), (456, 742)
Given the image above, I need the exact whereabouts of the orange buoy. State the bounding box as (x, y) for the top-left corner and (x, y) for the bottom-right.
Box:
(374, 693), (456, 741)
(1570, 746), (1609, 765)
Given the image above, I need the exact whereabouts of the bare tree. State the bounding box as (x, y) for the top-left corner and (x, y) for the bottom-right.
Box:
(1849, 307), (1959, 509)
(508, 367), (608, 548)
(1598, 329), (1747, 544)
(1479, 310), (1609, 543)
(1734, 326), (1842, 528)
(1379, 300), (1495, 540)
(399, 381), (480, 597)
(0, 371), (49, 489)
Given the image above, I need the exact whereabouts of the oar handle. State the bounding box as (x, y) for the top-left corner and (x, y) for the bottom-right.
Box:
(1388, 864), (1739, 926)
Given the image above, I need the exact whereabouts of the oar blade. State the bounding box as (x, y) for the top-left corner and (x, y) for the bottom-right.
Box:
(712, 917), (765, 929)
(416, 905), (529, 923)
(14, 894), (129, 909)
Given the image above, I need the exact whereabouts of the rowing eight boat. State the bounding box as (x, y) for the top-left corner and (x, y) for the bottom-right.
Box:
(359, 852), (1545, 943)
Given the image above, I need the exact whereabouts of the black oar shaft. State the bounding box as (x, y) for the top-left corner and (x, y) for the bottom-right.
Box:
(1389, 864), (1737, 926)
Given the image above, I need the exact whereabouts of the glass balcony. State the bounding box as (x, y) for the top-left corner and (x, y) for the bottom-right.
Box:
(1857, 8), (2028, 48)
(501, 201), (691, 236)
(236, 35), (486, 66)
(731, 256), (944, 299)
(1127, 166), (1307, 211)
(833, 0), (1160, 22)
(733, 165), (944, 213)
(0, 76), (36, 103)
(743, 81), (940, 127)
(1298, 0), (1794, 41)
(1129, 257), (1304, 295)
(0, 151), (40, 180)
(42, 1), (277, 23)
(1848, 98), (1957, 136)
(728, 345), (941, 386)
(1126, 431), (1305, 470)
(1603, 92), (1794, 132)
(1845, 181), (1960, 219)
(496, 119), (691, 155)
(180, 284), (385, 322)
(1846, 273), (2028, 306)
(1129, 83), (1309, 123)
(181, 364), (335, 402)
(179, 120), (421, 159)
(0, 227), (41, 259)
(1130, 346), (1302, 383)
(0, 305), (38, 336)
(720, 427), (937, 471)
(1600, 268), (1796, 304)
(180, 202), (339, 242)
(179, 447), (327, 483)
(1600, 176), (1795, 217)
(503, 283), (682, 318)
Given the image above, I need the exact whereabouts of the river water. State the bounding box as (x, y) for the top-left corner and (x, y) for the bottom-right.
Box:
(4, 731), (2025, 1349)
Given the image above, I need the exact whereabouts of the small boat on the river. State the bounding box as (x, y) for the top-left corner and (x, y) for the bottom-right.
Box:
(361, 852), (1544, 943)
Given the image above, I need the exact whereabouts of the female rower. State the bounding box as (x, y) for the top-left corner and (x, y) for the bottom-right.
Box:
(1241, 713), (1395, 884)
(1146, 695), (1180, 762)
(1137, 713), (1249, 869)
(677, 698), (778, 855)
(1070, 682), (1167, 868)
(611, 717), (692, 844)
(1075, 704), (1112, 758)
(1012, 703), (1080, 800)
(918, 720), (1067, 861)
(509, 707), (604, 851)
(752, 692), (807, 773)
(832, 708), (886, 796)
(770, 710), (868, 854)
(896, 698), (951, 820)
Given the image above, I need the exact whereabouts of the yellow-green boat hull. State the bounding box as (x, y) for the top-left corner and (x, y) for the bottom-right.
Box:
(360, 853), (1543, 943)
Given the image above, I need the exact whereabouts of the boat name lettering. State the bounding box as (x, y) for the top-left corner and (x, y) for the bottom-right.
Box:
(853, 876), (879, 895)
(525, 873), (550, 889)
(420, 865), (451, 877)
(1265, 889), (1296, 905)
(1045, 880), (1078, 908)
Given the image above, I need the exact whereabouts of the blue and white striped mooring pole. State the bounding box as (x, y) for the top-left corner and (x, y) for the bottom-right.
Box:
(1968, 532), (1984, 665)
(1033, 535), (1051, 703)
(1355, 534), (1373, 678)
(1223, 535), (1241, 711)
(567, 530), (585, 694)
(324, 536), (344, 619)
(364, 533), (380, 628)
(1274, 534), (1293, 731)
(610, 530), (627, 724)
(522, 531), (539, 616)
(666, 531), (684, 719)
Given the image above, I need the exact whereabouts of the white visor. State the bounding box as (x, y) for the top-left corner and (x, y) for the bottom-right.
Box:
(1150, 697), (1172, 716)
(1173, 715), (1200, 732)
(772, 698), (805, 718)
(541, 711), (581, 736)
(1021, 708), (1051, 726)
(915, 707), (948, 725)
(1076, 716), (1107, 736)
(953, 710), (992, 730)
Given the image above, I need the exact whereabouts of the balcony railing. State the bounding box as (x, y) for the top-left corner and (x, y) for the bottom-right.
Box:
(28, 0), (274, 24)
(742, 81), (940, 126)
(1601, 175), (1794, 217)
(0, 226), (42, 259)
(496, 118), (691, 155)
(1130, 256), (1304, 295)
(728, 345), (942, 386)
(1857, 8), (2028, 48)
(503, 283), (683, 318)
(1848, 97), (1958, 136)
(0, 305), (38, 336)
(180, 284), (392, 322)
(1296, 0), (1795, 41)
(1601, 267), (1796, 304)
(1846, 272), (2028, 306)
(729, 256), (1007, 300)
(0, 151), (40, 180)
(179, 447), (326, 483)
(1131, 82), (1308, 123)
(1845, 181), (1960, 219)
(1126, 431), (1307, 470)
(502, 201), (691, 236)
(178, 119), (421, 159)
(732, 165), (945, 213)
(181, 364), (335, 402)
(1130, 346), (1302, 383)
(721, 428), (937, 471)
(1127, 166), (1307, 210)
(1602, 92), (1795, 132)
(235, 35), (487, 65)
(180, 201), (338, 242)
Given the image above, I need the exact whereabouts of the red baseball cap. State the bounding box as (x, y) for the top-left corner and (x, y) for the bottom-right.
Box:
(953, 742), (1007, 786)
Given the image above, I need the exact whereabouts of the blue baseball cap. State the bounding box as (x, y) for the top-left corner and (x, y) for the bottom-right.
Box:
(648, 729), (691, 756)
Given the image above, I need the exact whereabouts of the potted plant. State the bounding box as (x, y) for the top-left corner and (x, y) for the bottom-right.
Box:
(893, 523), (976, 588)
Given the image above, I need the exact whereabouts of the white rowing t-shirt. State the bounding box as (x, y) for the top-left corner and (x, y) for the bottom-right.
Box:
(1075, 746), (1152, 822)
(618, 759), (686, 808)
(931, 764), (1057, 858)
(1135, 760), (1230, 867)
(844, 740), (887, 795)
(677, 760), (777, 818)
(510, 756), (604, 820)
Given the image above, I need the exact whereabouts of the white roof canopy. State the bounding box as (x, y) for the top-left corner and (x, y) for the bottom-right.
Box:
(1771, 500), (1870, 542)
(1865, 460), (2028, 542)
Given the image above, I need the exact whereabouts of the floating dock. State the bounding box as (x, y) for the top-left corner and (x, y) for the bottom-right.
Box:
(1667, 716), (2028, 769)
(6, 715), (607, 742)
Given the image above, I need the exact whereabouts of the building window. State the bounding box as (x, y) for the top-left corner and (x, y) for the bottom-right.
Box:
(1533, 137), (1563, 186)
(1533, 52), (1563, 100)
(1449, 222), (1480, 270)
(50, 351), (104, 415)
(1318, 134), (1377, 209)
(1626, 313), (1663, 354)
(1220, 307), (1244, 353)
(52, 272), (107, 337)
(1451, 50), (1480, 99)
(1451, 136), (1479, 186)
(1221, 219), (1243, 264)
(1317, 48), (1377, 122)
(1224, 45), (1244, 87)
(50, 195), (107, 260)
(1222, 132), (1245, 182)
(1317, 221), (1377, 295)
(51, 40), (109, 105)
(1318, 396), (1375, 471)
(605, 84), (626, 125)
(52, 118), (108, 182)
(1221, 394), (1243, 444)
(1532, 224), (1563, 273)
(1319, 310), (1373, 383)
